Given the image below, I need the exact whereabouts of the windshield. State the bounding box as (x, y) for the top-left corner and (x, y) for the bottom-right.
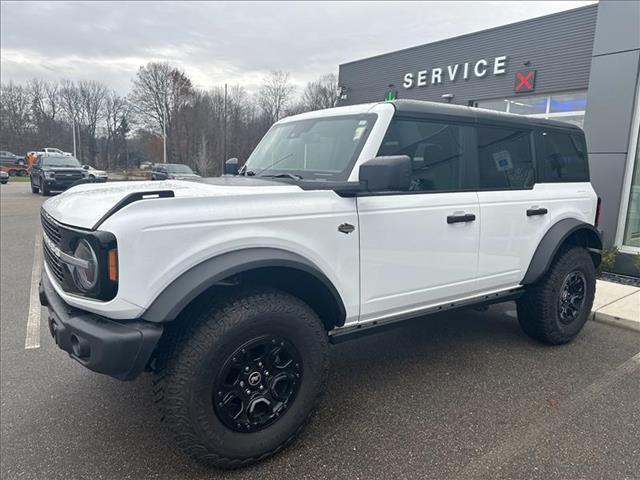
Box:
(243, 114), (376, 181)
(166, 164), (194, 174)
(41, 156), (81, 168)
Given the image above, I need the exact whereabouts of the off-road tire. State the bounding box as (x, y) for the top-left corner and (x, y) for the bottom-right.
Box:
(154, 288), (329, 469)
(517, 246), (596, 344)
(31, 183), (39, 193)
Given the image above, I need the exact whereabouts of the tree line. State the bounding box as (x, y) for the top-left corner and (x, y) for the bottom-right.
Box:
(0, 63), (338, 176)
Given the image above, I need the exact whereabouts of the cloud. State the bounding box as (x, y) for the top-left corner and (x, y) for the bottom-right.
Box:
(1, 1), (595, 94)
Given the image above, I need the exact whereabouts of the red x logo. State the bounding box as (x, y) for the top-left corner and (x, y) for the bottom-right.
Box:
(515, 70), (535, 92)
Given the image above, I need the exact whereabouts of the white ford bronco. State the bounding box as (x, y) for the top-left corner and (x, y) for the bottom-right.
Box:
(39, 100), (602, 468)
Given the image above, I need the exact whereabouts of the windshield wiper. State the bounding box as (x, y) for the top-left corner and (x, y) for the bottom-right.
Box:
(260, 173), (303, 180)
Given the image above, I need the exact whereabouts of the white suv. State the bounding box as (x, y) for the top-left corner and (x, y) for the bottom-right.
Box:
(39, 100), (602, 468)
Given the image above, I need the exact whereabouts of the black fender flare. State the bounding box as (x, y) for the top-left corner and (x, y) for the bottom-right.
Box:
(522, 218), (602, 285)
(142, 247), (346, 324)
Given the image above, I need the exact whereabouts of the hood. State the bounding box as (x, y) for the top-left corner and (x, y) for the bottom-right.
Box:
(43, 167), (84, 172)
(169, 173), (200, 179)
(42, 176), (298, 229)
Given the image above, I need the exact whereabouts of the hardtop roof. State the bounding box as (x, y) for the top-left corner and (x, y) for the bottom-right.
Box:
(391, 99), (584, 132)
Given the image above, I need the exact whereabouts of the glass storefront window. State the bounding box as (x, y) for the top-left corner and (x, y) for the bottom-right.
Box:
(473, 90), (588, 130)
(507, 94), (548, 115)
(476, 99), (508, 112)
(622, 129), (640, 248)
(550, 91), (587, 113)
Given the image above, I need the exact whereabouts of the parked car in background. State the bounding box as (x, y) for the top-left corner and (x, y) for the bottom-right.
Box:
(139, 161), (153, 170)
(0, 171), (8, 184)
(30, 154), (87, 195)
(43, 148), (72, 156)
(151, 163), (201, 180)
(82, 164), (108, 182)
(0, 150), (26, 167)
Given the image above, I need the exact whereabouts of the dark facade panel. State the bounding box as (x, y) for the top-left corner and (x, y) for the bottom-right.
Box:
(338, 5), (597, 105)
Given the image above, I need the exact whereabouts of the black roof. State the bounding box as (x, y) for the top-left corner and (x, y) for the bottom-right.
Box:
(390, 99), (583, 132)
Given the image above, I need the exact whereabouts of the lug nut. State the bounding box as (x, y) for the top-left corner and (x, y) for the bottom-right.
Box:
(245, 366), (250, 372)
(258, 362), (263, 367)
(245, 389), (251, 395)
(239, 381), (245, 387)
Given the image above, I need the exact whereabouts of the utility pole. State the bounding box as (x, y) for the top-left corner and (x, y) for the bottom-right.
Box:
(72, 119), (77, 157)
(223, 83), (228, 167)
(162, 103), (167, 163)
(77, 122), (82, 162)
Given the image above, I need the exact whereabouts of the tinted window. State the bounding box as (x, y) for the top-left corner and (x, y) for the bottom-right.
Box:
(477, 126), (534, 189)
(538, 130), (589, 182)
(41, 156), (81, 168)
(378, 119), (473, 192)
(166, 164), (194, 174)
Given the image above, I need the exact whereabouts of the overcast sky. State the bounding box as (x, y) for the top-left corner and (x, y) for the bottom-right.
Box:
(1, 1), (595, 95)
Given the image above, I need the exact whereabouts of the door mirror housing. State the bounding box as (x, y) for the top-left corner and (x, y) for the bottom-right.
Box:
(224, 158), (239, 175)
(358, 155), (412, 192)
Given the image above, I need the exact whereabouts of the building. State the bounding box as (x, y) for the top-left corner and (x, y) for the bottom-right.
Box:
(337, 1), (640, 276)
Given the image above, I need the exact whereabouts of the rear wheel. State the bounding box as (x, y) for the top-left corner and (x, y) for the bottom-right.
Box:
(154, 288), (329, 469)
(517, 247), (596, 344)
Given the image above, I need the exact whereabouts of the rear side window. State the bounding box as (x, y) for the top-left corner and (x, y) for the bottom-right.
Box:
(538, 130), (589, 182)
(477, 126), (535, 189)
(378, 118), (474, 192)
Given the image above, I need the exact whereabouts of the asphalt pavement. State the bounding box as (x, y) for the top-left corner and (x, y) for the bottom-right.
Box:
(1, 181), (639, 480)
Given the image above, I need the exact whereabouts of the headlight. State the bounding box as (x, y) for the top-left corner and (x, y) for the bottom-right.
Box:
(45, 171), (56, 179)
(71, 239), (99, 291)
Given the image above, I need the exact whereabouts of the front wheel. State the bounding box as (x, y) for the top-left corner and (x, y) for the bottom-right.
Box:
(154, 288), (329, 469)
(40, 178), (50, 196)
(517, 246), (596, 345)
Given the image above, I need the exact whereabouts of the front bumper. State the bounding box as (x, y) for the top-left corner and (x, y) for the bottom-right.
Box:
(39, 271), (163, 381)
(44, 179), (82, 190)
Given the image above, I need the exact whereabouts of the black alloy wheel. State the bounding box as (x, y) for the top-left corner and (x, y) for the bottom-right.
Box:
(214, 335), (302, 433)
(558, 270), (587, 324)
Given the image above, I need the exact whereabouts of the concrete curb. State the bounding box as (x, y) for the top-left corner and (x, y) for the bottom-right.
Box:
(590, 280), (639, 333)
(592, 310), (640, 332)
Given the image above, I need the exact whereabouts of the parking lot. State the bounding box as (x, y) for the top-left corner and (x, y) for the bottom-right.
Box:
(1, 180), (639, 480)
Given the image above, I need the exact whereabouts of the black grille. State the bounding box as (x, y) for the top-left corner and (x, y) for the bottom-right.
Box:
(41, 212), (61, 244)
(54, 172), (83, 181)
(41, 211), (65, 284)
(43, 240), (65, 283)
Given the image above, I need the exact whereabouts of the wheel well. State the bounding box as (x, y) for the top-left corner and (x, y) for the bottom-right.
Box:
(232, 267), (345, 331)
(165, 266), (345, 332)
(561, 227), (602, 268)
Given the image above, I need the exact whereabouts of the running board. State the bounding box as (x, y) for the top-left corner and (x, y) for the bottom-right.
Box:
(329, 288), (524, 344)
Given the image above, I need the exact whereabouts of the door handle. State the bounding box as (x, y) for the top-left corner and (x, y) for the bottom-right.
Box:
(447, 213), (476, 224)
(526, 207), (548, 217)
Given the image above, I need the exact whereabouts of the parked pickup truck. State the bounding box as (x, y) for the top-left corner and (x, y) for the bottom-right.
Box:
(38, 100), (601, 469)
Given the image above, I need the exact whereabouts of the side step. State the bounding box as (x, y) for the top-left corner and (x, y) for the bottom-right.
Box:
(329, 288), (523, 344)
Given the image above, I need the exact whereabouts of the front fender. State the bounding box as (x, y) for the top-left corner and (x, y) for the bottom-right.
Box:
(142, 247), (346, 323)
(522, 218), (602, 285)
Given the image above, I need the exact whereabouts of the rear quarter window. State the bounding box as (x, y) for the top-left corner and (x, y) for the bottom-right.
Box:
(537, 130), (589, 182)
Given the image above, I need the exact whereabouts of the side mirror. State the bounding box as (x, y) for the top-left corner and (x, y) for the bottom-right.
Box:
(358, 155), (412, 191)
(224, 158), (239, 175)
(82, 165), (89, 170)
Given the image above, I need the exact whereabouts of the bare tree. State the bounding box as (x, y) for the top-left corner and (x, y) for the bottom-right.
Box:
(103, 91), (129, 169)
(0, 82), (32, 151)
(301, 73), (338, 110)
(129, 62), (193, 161)
(257, 71), (295, 124)
(78, 80), (108, 163)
